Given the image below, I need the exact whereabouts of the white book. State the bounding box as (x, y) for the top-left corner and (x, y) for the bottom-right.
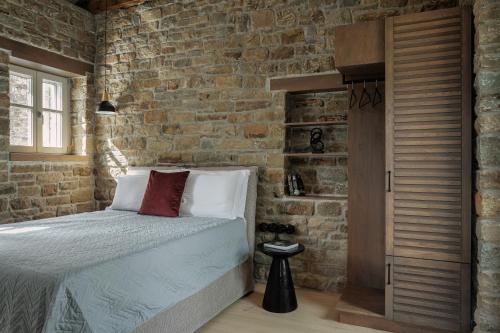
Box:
(264, 241), (299, 251)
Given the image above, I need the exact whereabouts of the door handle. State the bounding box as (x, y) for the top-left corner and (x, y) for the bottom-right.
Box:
(387, 263), (391, 285)
(387, 171), (392, 192)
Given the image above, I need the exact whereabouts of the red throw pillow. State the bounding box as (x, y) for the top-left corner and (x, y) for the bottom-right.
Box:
(138, 170), (190, 217)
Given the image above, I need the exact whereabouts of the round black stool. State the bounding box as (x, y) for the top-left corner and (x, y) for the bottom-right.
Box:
(257, 242), (305, 313)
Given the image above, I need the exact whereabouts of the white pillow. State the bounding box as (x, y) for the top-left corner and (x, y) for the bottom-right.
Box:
(180, 170), (249, 219)
(121, 168), (250, 218)
(110, 174), (149, 211)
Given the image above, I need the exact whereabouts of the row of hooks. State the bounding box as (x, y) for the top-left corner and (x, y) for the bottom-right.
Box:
(348, 80), (383, 109)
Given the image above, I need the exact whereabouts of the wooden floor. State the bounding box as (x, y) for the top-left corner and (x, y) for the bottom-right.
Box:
(199, 284), (388, 333)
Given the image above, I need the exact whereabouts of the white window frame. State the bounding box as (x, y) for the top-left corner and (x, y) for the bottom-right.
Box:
(9, 65), (70, 154)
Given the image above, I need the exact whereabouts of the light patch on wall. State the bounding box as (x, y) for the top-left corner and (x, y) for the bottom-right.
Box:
(80, 123), (88, 155)
(105, 138), (128, 178)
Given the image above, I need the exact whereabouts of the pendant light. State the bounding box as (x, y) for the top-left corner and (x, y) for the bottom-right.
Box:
(97, 0), (116, 115)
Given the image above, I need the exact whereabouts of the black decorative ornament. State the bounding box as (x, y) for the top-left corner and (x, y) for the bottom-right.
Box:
(258, 223), (269, 232)
(268, 223), (279, 234)
(285, 224), (296, 234)
(310, 127), (325, 153)
(258, 223), (296, 240)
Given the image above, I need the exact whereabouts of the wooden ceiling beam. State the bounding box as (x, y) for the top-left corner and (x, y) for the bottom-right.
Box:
(87, 0), (146, 13)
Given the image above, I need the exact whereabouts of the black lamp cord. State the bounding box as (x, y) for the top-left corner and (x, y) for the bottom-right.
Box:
(104, 0), (108, 95)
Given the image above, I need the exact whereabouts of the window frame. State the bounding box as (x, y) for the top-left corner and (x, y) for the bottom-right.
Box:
(9, 65), (70, 154)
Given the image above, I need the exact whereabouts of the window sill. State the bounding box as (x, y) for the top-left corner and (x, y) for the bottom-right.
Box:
(10, 152), (90, 162)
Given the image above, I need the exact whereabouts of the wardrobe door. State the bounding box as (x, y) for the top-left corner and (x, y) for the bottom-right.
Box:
(385, 7), (471, 263)
(391, 257), (470, 332)
(385, 7), (472, 332)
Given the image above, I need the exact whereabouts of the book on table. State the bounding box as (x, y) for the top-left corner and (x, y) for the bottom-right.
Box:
(263, 240), (299, 251)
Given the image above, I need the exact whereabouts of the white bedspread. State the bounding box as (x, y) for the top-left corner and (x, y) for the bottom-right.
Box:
(0, 210), (249, 333)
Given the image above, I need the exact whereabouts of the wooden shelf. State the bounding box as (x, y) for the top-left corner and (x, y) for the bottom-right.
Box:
(284, 194), (347, 200)
(269, 73), (346, 93)
(284, 152), (347, 158)
(284, 120), (347, 127)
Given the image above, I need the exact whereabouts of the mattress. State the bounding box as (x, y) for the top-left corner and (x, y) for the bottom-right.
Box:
(0, 210), (249, 333)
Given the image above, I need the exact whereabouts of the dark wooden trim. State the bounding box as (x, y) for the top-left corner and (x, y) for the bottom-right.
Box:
(269, 73), (345, 93)
(0, 37), (94, 76)
(460, 6), (472, 265)
(10, 152), (90, 162)
(385, 16), (395, 259)
(460, 9), (472, 332)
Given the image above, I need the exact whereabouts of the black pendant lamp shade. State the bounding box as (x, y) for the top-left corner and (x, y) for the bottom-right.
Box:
(97, 91), (115, 114)
(96, 0), (115, 115)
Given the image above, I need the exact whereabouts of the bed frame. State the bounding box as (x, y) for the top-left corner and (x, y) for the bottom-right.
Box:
(128, 166), (258, 333)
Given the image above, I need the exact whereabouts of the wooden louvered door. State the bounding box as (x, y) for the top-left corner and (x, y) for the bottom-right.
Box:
(388, 257), (470, 332)
(385, 7), (471, 332)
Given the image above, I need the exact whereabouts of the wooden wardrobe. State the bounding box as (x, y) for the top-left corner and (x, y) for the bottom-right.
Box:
(337, 6), (472, 333)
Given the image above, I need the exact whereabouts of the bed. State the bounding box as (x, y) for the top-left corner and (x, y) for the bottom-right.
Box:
(0, 166), (257, 333)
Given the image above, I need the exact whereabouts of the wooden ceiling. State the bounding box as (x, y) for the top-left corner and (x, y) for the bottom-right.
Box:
(73, 0), (146, 13)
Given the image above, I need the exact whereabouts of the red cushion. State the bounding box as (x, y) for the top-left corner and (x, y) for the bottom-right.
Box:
(138, 170), (190, 217)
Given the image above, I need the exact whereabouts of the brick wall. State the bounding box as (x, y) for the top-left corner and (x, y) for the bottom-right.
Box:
(0, 1), (96, 223)
(473, 0), (500, 332)
(93, 0), (459, 291)
(0, 0), (95, 63)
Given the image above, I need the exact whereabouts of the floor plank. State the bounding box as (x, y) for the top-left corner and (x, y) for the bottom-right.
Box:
(199, 284), (388, 333)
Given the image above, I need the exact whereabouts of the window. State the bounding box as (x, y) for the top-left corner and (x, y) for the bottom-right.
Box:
(9, 65), (70, 154)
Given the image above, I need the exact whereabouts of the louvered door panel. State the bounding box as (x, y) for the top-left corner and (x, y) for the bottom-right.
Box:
(386, 7), (471, 264)
(391, 257), (470, 332)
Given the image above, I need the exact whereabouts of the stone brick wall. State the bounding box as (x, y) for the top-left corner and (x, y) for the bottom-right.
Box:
(93, 0), (459, 291)
(4, 162), (94, 222)
(0, 0), (95, 63)
(0, 1), (96, 223)
(0, 49), (95, 223)
(285, 92), (348, 197)
(473, 0), (500, 331)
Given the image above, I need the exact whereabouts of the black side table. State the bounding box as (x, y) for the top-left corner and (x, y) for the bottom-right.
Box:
(257, 242), (305, 313)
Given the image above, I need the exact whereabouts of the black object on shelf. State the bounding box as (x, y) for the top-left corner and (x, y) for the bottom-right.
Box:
(310, 127), (325, 153)
(287, 173), (305, 196)
(258, 242), (305, 313)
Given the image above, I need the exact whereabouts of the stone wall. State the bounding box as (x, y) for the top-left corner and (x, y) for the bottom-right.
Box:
(285, 92), (348, 197)
(0, 0), (95, 63)
(93, 0), (459, 291)
(0, 1), (96, 223)
(0, 50), (95, 223)
(473, 0), (500, 332)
